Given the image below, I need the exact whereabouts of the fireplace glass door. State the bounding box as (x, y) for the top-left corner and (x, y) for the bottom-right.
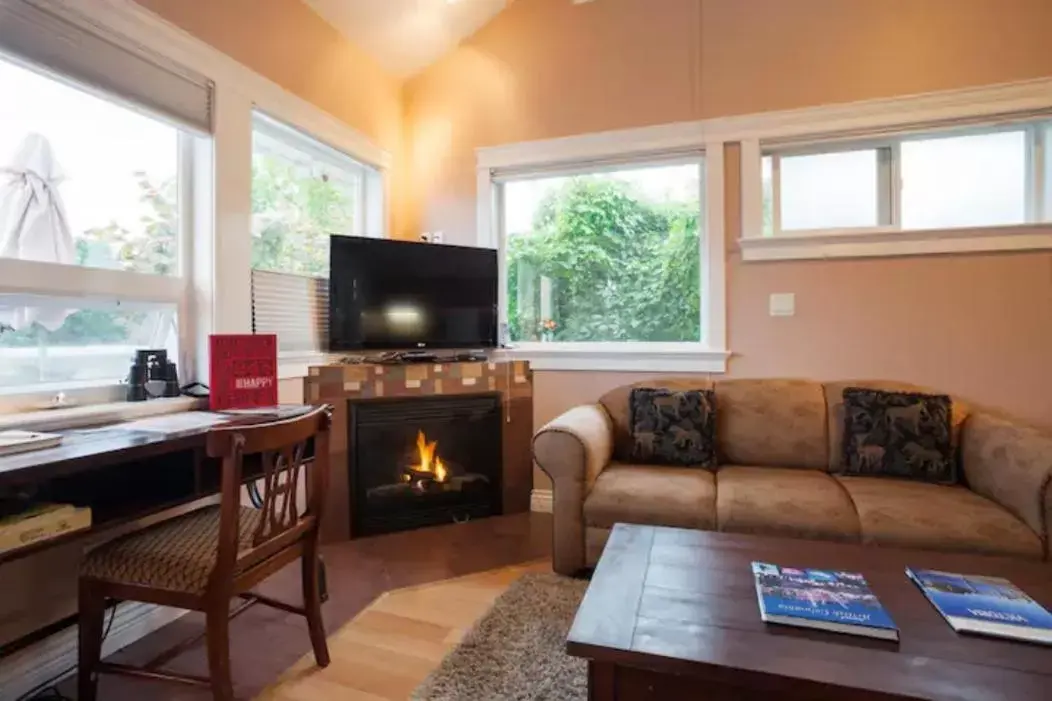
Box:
(349, 394), (503, 536)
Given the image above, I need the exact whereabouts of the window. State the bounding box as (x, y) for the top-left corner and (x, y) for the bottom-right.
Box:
(0, 55), (181, 275)
(761, 122), (1050, 238)
(251, 113), (370, 276)
(900, 130), (1027, 229)
(250, 114), (380, 354)
(0, 48), (200, 398)
(0, 296), (176, 392)
(766, 148), (885, 233)
(498, 160), (704, 344)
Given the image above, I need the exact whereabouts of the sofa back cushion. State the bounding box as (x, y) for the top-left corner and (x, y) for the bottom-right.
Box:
(713, 379), (828, 469)
(629, 388), (718, 467)
(600, 377), (715, 462)
(824, 380), (969, 473)
(840, 388), (955, 483)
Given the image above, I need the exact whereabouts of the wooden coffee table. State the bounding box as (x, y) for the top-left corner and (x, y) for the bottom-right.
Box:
(567, 524), (1052, 700)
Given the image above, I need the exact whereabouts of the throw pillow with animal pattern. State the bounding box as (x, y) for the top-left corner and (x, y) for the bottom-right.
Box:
(840, 388), (955, 484)
(629, 388), (717, 467)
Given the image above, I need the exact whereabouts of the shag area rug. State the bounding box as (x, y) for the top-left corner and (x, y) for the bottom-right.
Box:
(411, 572), (589, 701)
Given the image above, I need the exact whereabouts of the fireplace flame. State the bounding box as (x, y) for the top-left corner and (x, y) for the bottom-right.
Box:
(412, 430), (449, 483)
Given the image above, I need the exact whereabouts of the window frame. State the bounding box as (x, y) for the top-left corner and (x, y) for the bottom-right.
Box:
(762, 122), (1043, 239)
(477, 124), (728, 373)
(250, 111), (378, 269)
(728, 79), (1052, 262)
(0, 108), (198, 408)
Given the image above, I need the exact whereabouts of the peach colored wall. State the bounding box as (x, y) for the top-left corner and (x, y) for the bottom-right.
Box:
(403, 0), (1052, 490)
(134, 0), (406, 235)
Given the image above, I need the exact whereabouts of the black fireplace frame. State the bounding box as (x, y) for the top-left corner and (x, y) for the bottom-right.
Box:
(347, 393), (504, 537)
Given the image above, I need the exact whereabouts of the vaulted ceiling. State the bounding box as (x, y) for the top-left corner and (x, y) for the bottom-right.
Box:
(302, 0), (512, 78)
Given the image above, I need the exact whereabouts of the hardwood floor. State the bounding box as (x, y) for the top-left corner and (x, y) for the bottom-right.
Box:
(255, 561), (551, 701)
(56, 512), (552, 700)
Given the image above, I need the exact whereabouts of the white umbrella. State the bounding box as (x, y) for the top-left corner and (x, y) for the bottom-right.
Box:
(0, 133), (75, 331)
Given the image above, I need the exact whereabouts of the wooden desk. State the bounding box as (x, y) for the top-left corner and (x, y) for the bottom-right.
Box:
(0, 408), (315, 568)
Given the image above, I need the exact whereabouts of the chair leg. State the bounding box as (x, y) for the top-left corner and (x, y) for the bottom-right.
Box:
(205, 601), (235, 701)
(77, 580), (106, 701)
(302, 541), (330, 667)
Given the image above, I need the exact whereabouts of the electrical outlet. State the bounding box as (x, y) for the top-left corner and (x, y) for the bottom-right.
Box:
(431, 231), (444, 243)
(769, 293), (795, 317)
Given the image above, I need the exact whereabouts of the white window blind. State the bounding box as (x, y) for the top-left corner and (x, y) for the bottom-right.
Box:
(250, 269), (329, 354)
(0, 0), (213, 133)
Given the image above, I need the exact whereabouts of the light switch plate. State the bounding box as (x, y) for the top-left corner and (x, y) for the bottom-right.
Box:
(769, 293), (795, 317)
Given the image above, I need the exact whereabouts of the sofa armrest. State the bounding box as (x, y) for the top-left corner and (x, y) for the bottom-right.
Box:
(961, 411), (1052, 557)
(534, 404), (615, 492)
(533, 404), (614, 574)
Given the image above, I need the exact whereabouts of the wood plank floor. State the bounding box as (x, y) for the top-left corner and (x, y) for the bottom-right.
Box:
(255, 561), (551, 701)
(55, 513), (552, 700)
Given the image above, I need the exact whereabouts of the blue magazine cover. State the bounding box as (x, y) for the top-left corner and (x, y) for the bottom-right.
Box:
(752, 562), (898, 640)
(906, 568), (1052, 645)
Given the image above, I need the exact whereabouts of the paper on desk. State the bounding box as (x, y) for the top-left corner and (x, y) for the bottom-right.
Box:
(120, 412), (233, 437)
(220, 405), (312, 418)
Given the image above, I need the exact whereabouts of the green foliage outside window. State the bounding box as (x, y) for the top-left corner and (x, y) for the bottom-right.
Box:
(507, 178), (701, 343)
(250, 152), (356, 276)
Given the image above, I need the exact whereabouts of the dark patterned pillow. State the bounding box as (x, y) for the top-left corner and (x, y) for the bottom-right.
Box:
(841, 388), (955, 484)
(629, 388), (717, 467)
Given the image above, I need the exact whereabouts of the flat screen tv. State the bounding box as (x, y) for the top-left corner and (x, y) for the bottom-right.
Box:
(328, 236), (499, 351)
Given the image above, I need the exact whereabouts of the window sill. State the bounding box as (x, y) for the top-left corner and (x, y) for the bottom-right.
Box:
(495, 343), (730, 372)
(739, 223), (1052, 262)
(0, 396), (203, 433)
(278, 352), (336, 380)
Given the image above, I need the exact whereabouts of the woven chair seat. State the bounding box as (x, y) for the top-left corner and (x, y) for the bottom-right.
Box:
(81, 506), (262, 594)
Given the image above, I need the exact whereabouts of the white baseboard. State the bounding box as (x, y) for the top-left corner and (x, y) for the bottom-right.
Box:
(0, 602), (187, 701)
(530, 489), (553, 514)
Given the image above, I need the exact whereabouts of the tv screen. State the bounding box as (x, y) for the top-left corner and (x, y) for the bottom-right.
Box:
(328, 237), (499, 351)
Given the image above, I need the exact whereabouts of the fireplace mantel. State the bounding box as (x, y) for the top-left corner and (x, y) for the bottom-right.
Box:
(305, 360), (533, 542)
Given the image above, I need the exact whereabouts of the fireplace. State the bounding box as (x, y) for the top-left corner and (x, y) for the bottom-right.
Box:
(348, 394), (503, 537)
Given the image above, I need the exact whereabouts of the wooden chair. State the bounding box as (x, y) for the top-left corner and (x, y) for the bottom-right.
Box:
(77, 406), (333, 701)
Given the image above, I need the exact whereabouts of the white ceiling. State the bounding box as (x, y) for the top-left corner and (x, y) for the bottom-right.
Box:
(303, 0), (512, 78)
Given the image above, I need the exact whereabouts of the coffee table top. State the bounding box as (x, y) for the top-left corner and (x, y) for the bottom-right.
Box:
(567, 524), (1052, 701)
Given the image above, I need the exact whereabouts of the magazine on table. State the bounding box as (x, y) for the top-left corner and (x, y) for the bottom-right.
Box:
(752, 562), (899, 641)
(907, 568), (1052, 645)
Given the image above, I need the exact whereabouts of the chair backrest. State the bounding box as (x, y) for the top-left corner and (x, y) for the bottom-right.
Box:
(205, 406), (332, 590)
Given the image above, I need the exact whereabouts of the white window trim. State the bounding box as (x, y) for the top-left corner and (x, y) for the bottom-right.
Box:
(725, 77), (1052, 261)
(0, 0), (394, 408)
(476, 122), (728, 373)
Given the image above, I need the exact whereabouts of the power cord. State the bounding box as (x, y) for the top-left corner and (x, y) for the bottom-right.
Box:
(16, 604), (118, 701)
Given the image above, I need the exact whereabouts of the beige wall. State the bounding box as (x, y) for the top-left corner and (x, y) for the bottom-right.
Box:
(134, 0), (407, 235)
(402, 0), (1052, 491)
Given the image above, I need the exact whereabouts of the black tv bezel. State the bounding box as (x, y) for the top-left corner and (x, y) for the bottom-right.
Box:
(327, 236), (499, 352)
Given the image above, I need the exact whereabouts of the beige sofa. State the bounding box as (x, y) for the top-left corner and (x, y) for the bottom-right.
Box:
(533, 378), (1052, 575)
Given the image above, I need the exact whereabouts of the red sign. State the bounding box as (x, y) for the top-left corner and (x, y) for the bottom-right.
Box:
(209, 334), (278, 410)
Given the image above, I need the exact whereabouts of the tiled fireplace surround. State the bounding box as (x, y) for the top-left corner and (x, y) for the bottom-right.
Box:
(305, 360), (534, 542)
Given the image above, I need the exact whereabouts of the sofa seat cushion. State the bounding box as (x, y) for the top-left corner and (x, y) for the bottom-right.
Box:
(584, 463), (716, 530)
(836, 477), (1043, 560)
(716, 466), (861, 542)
